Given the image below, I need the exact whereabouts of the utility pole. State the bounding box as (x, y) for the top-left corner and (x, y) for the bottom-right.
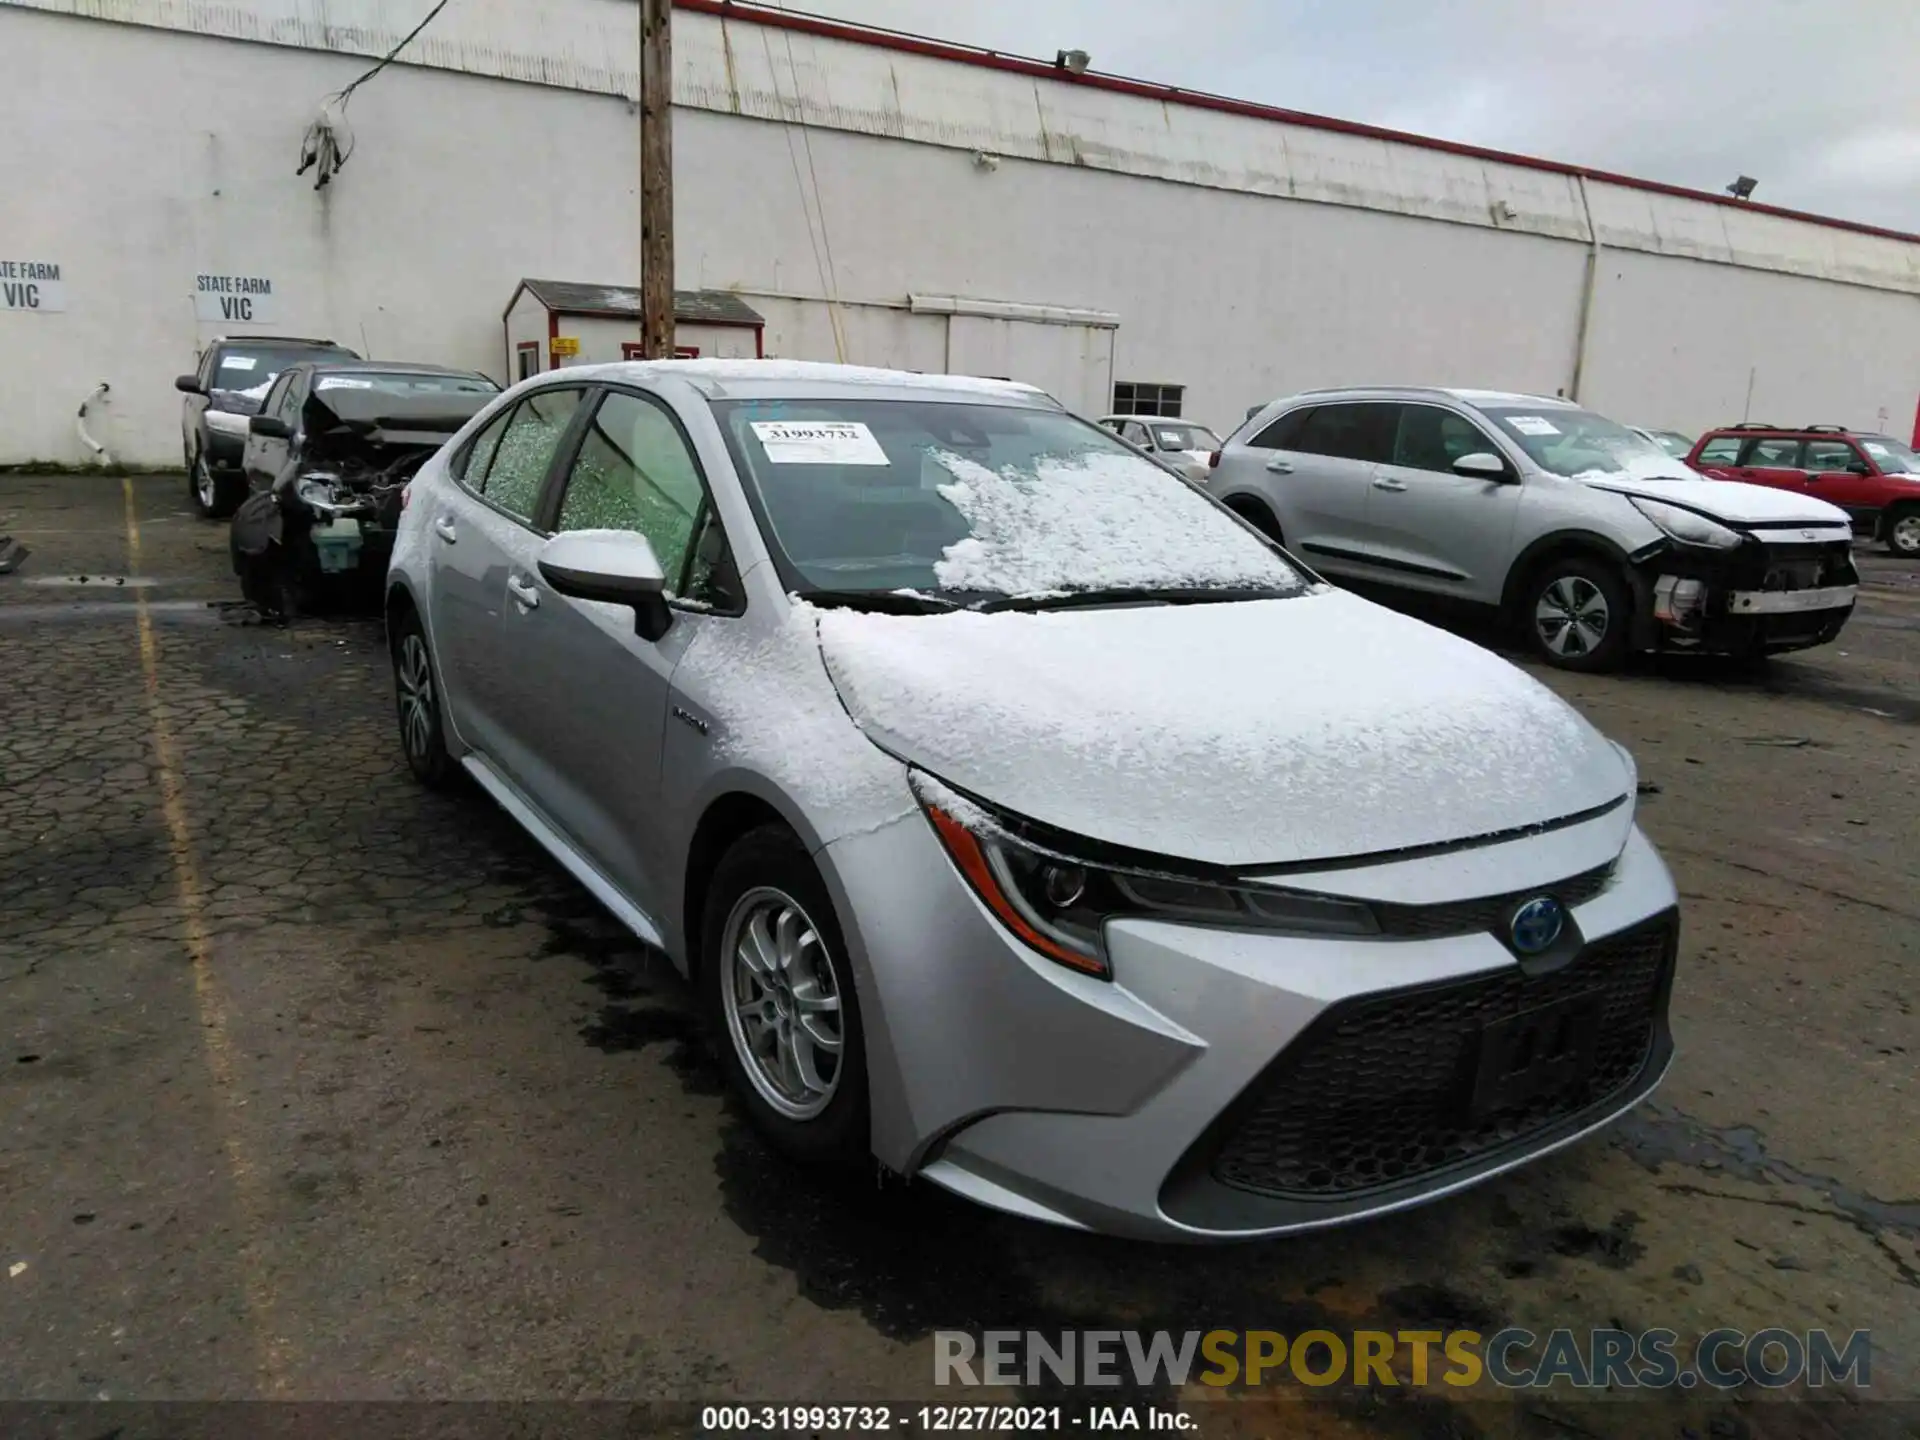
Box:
(638, 0), (674, 358)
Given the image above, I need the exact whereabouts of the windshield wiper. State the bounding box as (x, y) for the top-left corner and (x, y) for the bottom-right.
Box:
(974, 585), (1296, 613)
(795, 588), (960, 615)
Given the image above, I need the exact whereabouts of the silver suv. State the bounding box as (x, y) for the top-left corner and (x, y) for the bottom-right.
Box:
(1210, 388), (1860, 671)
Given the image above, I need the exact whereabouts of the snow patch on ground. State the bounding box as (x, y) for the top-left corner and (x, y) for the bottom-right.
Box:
(928, 449), (1300, 596)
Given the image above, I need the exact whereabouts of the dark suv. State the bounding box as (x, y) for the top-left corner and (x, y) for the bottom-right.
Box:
(176, 335), (357, 518)
(1688, 424), (1920, 559)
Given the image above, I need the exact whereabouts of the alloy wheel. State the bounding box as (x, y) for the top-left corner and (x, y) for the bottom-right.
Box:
(396, 633), (436, 761)
(1893, 514), (1920, 556)
(194, 455), (217, 510)
(720, 887), (845, 1121)
(1534, 575), (1610, 658)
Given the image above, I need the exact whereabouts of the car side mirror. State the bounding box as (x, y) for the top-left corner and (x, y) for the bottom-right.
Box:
(1847, 461), (1871, 475)
(175, 374), (206, 395)
(537, 529), (672, 641)
(1452, 451), (1512, 481)
(249, 415), (293, 439)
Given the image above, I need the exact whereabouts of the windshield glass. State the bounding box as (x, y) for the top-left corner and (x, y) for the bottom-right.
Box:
(211, 344), (355, 393)
(713, 399), (1303, 600)
(1482, 406), (1688, 481)
(313, 371), (497, 397)
(1147, 423), (1220, 452)
(1861, 436), (1920, 473)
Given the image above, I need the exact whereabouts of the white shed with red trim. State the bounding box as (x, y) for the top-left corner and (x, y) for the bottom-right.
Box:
(503, 280), (766, 381)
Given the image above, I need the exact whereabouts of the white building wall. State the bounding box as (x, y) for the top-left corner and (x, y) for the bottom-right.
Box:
(2, 0), (1917, 466)
(1581, 250), (1920, 436)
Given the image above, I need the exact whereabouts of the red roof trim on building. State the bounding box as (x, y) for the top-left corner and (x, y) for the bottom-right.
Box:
(682, 0), (1920, 248)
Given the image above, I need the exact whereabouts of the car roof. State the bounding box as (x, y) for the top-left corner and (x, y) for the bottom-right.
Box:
(534, 358), (1057, 407)
(211, 335), (348, 348)
(1259, 385), (1577, 411)
(304, 360), (493, 379)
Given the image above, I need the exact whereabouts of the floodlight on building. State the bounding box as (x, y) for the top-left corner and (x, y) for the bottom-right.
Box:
(1056, 49), (1091, 76)
(1726, 175), (1758, 200)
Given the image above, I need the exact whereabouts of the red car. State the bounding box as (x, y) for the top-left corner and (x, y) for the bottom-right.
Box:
(1688, 424), (1920, 559)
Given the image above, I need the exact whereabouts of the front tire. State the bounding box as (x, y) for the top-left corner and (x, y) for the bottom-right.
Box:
(1524, 556), (1630, 672)
(701, 826), (869, 1164)
(188, 447), (245, 520)
(1886, 505), (1920, 560)
(391, 609), (455, 788)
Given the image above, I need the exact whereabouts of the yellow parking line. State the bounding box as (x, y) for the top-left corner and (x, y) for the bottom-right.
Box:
(121, 478), (289, 1394)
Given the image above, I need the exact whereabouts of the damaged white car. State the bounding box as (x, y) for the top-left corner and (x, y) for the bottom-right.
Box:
(385, 360), (1679, 1241)
(230, 361), (498, 615)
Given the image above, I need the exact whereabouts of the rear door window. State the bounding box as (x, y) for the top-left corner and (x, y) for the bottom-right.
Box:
(1741, 437), (1804, 468)
(1293, 403), (1397, 463)
(454, 405), (515, 490)
(478, 388), (583, 523)
(1696, 435), (1742, 465)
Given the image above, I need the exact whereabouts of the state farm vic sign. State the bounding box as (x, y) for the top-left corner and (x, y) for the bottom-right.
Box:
(1, 260), (67, 313)
(193, 272), (280, 324)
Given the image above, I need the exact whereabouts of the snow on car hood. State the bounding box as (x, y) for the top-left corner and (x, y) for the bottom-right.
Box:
(814, 590), (1631, 868)
(1581, 473), (1850, 527)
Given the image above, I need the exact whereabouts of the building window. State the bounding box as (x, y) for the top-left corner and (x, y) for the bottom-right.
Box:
(1113, 381), (1183, 417)
(516, 343), (541, 382)
(622, 343), (702, 360)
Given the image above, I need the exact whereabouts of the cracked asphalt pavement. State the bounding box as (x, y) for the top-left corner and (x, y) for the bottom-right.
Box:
(1, 473), (1916, 1438)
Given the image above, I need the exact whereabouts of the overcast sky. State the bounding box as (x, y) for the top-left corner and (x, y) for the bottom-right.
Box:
(780, 0), (1920, 233)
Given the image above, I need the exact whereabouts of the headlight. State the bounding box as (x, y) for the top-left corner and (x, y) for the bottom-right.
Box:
(294, 475), (343, 515)
(205, 409), (252, 436)
(911, 771), (1378, 980)
(1629, 497), (1741, 550)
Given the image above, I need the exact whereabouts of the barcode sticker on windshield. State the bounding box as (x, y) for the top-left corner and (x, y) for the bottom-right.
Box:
(1157, 430), (1186, 446)
(750, 421), (890, 466)
(1507, 416), (1561, 436)
(220, 356), (257, 371)
(316, 377), (374, 390)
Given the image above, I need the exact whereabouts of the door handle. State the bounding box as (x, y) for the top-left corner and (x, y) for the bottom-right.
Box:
(433, 516), (458, 543)
(1265, 458), (1294, 474)
(506, 575), (540, 610)
(1372, 476), (1408, 492)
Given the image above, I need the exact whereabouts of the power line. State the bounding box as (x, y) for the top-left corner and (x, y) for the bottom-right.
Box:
(298, 0), (453, 188)
(337, 0), (453, 108)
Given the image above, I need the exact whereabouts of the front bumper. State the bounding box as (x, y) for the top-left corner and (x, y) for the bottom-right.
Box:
(821, 807), (1677, 1241)
(1632, 537), (1858, 656)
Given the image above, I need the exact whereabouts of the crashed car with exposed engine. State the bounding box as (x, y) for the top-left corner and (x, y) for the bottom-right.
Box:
(230, 362), (499, 614)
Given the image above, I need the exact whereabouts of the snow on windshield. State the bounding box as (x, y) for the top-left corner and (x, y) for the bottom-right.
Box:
(929, 449), (1300, 596)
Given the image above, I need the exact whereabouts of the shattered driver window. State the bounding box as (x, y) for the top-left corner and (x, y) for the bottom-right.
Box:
(482, 388), (581, 523)
(555, 391), (706, 592)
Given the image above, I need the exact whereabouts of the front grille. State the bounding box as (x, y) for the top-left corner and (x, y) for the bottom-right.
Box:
(1372, 863), (1613, 940)
(1741, 540), (1856, 593)
(1209, 915), (1674, 1199)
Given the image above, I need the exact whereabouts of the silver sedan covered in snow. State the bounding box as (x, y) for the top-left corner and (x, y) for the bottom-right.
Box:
(384, 360), (1680, 1241)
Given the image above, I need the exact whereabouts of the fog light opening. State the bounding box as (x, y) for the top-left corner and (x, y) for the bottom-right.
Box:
(1653, 575), (1707, 631)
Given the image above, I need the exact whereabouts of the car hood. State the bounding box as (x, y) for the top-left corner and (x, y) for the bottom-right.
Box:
(813, 590), (1632, 868)
(208, 386), (270, 416)
(1582, 474), (1851, 527)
